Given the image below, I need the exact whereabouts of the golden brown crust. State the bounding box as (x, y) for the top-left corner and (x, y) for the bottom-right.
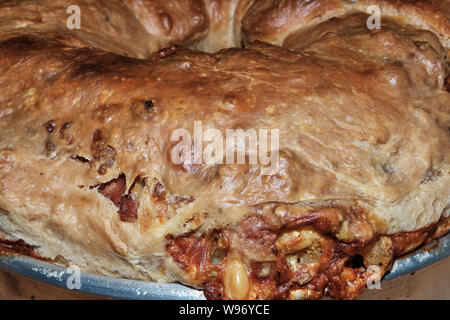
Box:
(123, 0), (209, 50)
(242, 0), (450, 48)
(0, 0), (210, 58)
(0, 0), (448, 300)
(0, 0), (152, 58)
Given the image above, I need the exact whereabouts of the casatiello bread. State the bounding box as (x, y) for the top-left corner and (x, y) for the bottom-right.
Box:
(0, 0), (449, 300)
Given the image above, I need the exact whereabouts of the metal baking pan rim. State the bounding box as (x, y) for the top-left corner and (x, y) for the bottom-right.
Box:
(0, 233), (448, 300)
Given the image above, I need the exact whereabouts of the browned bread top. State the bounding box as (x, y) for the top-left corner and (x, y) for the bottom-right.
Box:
(243, 0), (450, 48)
(0, 0), (448, 300)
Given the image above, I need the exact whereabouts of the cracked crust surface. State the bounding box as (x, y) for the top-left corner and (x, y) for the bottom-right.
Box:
(0, 0), (448, 299)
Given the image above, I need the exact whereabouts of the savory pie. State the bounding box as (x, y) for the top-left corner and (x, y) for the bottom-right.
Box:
(0, 0), (448, 300)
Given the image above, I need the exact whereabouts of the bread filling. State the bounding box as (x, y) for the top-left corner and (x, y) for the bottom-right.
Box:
(166, 207), (447, 300)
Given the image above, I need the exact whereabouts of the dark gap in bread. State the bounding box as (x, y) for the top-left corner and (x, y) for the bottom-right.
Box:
(345, 253), (365, 269)
(94, 174), (142, 223)
(44, 120), (56, 133)
(118, 195), (138, 223)
(144, 100), (154, 109)
(71, 155), (90, 163)
(118, 176), (146, 223)
(153, 45), (178, 60)
(130, 100), (156, 119)
(0, 239), (37, 257)
(96, 173), (126, 207)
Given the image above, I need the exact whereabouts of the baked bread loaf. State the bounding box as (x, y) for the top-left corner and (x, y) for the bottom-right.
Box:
(0, 0), (448, 300)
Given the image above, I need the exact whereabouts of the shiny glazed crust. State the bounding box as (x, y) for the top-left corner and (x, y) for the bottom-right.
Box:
(242, 0), (450, 47)
(0, 0), (449, 300)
